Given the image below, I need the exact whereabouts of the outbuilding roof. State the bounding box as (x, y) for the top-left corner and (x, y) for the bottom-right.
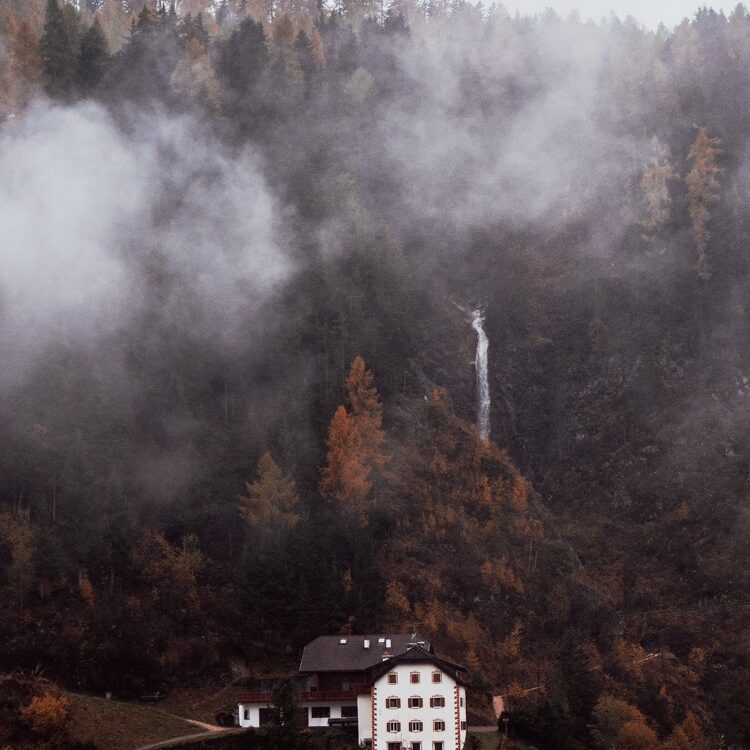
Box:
(299, 634), (432, 673)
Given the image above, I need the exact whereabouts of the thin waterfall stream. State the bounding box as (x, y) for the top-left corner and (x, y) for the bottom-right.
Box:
(472, 309), (490, 442)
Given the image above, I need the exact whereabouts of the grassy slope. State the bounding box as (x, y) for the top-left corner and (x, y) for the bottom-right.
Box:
(66, 692), (204, 750)
(64, 690), (537, 750)
(156, 680), (239, 725)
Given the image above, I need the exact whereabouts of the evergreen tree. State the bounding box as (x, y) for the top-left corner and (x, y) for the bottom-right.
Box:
(216, 16), (268, 92)
(76, 18), (109, 93)
(179, 12), (209, 47)
(62, 3), (82, 55)
(266, 678), (300, 750)
(132, 3), (160, 37)
(294, 28), (315, 82)
(216, 0), (229, 28)
(40, 0), (76, 98)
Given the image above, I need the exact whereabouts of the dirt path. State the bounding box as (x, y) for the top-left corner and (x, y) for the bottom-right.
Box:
(133, 703), (225, 731)
(130, 705), (229, 749)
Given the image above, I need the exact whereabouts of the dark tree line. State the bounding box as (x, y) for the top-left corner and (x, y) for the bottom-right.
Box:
(2, 1), (750, 747)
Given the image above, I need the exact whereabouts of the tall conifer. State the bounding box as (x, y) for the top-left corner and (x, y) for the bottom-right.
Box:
(40, 0), (76, 98)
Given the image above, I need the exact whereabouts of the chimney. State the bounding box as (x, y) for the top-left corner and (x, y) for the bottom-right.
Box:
(364, 639), (370, 649)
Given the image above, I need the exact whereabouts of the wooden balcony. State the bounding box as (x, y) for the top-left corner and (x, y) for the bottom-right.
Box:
(238, 685), (369, 704)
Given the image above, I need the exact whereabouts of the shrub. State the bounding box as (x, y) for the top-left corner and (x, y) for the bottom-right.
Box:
(21, 692), (70, 736)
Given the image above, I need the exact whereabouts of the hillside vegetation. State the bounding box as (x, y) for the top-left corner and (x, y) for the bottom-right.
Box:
(1, 0), (750, 748)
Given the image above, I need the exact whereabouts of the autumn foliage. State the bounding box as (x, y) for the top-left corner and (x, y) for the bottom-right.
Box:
(21, 691), (70, 737)
(320, 356), (386, 522)
(686, 127), (722, 281)
(240, 451), (300, 530)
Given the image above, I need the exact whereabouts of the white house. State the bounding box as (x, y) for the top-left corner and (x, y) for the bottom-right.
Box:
(237, 634), (468, 750)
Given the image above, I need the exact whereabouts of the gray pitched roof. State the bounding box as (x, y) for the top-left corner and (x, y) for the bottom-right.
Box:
(367, 644), (469, 686)
(299, 634), (431, 673)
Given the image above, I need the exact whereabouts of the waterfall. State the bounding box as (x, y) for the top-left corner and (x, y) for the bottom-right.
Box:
(472, 309), (490, 442)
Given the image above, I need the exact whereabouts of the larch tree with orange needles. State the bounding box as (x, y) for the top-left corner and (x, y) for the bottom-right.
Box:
(687, 127), (722, 281)
(240, 451), (300, 532)
(320, 356), (387, 524)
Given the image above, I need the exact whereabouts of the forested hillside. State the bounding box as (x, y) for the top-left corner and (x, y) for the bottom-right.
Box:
(1, 0), (750, 747)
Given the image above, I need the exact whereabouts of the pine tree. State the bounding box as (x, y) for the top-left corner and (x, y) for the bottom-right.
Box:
(320, 357), (386, 523)
(639, 136), (675, 242)
(40, 0), (77, 98)
(271, 14), (303, 82)
(76, 18), (109, 93)
(295, 28), (315, 81)
(319, 405), (370, 507)
(131, 3), (160, 39)
(216, 0), (229, 27)
(216, 16), (268, 91)
(239, 452), (300, 531)
(179, 12), (209, 46)
(346, 355), (385, 463)
(171, 37), (220, 110)
(686, 127), (722, 281)
(62, 3), (82, 55)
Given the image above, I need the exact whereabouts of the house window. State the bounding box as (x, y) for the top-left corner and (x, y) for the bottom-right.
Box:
(430, 696), (445, 708)
(408, 696), (423, 708)
(409, 720), (423, 732)
(432, 672), (442, 684)
(412, 743), (422, 750)
(433, 720), (445, 731)
(341, 705), (358, 718)
(434, 743), (444, 750)
(388, 673), (398, 684)
(311, 706), (330, 719)
(387, 720), (401, 732)
(410, 672), (420, 684)
(388, 744), (401, 750)
(460, 721), (467, 730)
(460, 697), (464, 707)
(386, 697), (401, 709)
(243, 708), (250, 720)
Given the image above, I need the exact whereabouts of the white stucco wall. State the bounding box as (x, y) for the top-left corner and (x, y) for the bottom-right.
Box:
(306, 700), (359, 727)
(238, 702), (269, 728)
(358, 693), (373, 744)
(371, 663), (467, 750)
(239, 662), (467, 747)
(239, 699), (360, 729)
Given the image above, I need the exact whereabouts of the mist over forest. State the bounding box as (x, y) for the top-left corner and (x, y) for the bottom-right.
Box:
(1, 0), (750, 747)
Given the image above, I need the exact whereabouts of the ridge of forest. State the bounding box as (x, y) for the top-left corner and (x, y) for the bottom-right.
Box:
(2, 0), (750, 747)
